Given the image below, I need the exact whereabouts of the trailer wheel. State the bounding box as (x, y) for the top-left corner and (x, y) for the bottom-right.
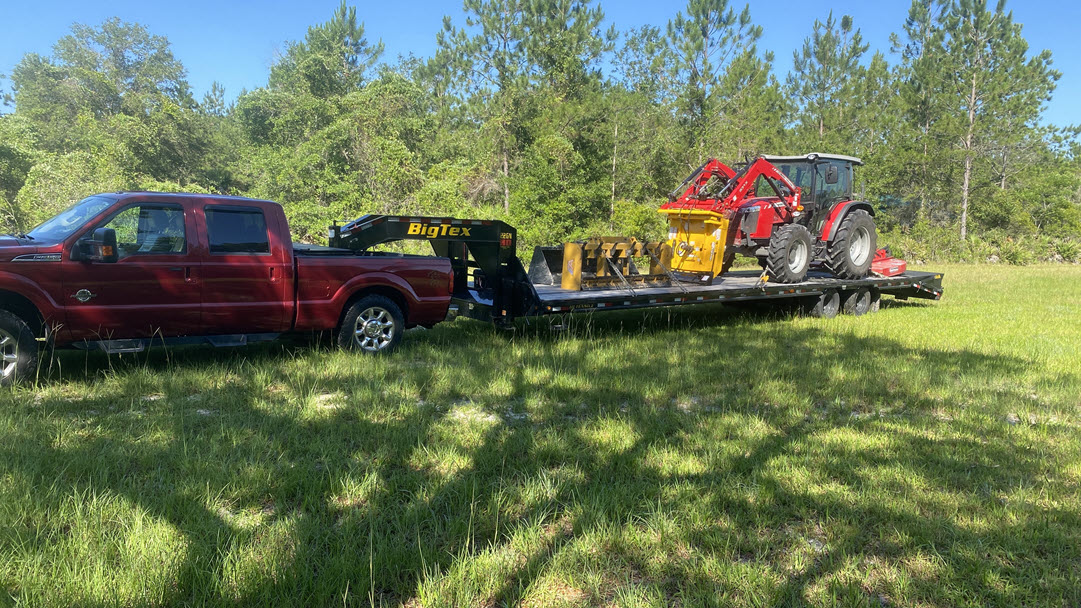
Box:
(869, 288), (881, 313)
(806, 290), (840, 319)
(0, 310), (39, 386)
(766, 224), (812, 283)
(842, 288), (872, 316)
(338, 295), (404, 354)
(826, 210), (876, 279)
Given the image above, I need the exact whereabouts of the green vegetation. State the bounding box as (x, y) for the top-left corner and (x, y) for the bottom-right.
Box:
(2, 264), (1079, 606)
(1, 0), (1078, 258)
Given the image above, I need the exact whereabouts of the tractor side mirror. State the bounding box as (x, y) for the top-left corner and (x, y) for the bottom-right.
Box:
(79, 228), (119, 263)
(825, 165), (839, 185)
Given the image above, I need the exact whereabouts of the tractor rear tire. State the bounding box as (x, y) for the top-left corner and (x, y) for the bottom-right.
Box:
(0, 310), (39, 387)
(826, 210), (876, 279)
(765, 224), (812, 283)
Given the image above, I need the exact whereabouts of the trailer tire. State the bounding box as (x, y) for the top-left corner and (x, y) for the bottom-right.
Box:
(826, 210), (876, 279)
(842, 288), (872, 316)
(338, 295), (404, 354)
(766, 224), (812, 283)
(869, 288), (881, 313)
(806, 290), (840, 319)
(0, 310), (39, 386)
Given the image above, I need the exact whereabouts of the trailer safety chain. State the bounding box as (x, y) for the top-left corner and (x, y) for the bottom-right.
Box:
(604, 256), (638, 296)
(645, 249), (689, 294)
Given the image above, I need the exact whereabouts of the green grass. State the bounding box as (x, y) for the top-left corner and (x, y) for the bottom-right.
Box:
(2, 264), (1080, 607)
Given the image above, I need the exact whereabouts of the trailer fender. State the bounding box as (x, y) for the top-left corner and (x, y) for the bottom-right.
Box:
(820, 202), (875, 242)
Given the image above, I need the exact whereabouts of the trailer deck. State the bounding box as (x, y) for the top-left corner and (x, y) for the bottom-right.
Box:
(328, 214), (943, 324)
(528, 270), (942, 314)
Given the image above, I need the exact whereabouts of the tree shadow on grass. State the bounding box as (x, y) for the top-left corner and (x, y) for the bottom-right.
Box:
(2, 318), (1079, 606)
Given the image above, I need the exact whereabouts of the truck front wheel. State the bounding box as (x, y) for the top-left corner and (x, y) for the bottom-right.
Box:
(338, 295), (404, 354)
(0, 310), (39, 386)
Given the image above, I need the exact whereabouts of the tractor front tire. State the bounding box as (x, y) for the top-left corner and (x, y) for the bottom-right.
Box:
(765, 224), (812, 283)
(720, 250), (735, 274)
(826, 210), (876, 279)
(0, 310), (39, 387)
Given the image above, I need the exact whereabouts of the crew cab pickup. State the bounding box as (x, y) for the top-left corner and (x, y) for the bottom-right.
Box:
(0, 192), (454, 384)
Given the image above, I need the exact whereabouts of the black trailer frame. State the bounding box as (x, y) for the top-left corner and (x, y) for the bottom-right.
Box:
(329, 214), (943, 324)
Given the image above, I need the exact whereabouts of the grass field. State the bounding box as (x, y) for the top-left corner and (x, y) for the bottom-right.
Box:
(2, 264), (1080, 607)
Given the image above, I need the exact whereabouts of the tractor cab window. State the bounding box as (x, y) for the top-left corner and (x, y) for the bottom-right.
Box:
(773, 162), (813, 202)
(815, 160), (851, 205)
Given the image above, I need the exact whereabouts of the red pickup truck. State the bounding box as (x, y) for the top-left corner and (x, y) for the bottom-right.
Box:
(0, 192), (454, 385)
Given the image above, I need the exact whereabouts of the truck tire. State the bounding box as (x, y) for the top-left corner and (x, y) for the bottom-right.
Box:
(766, 224), (812, 283)
(826, 210), (876, 279)
(338, 295), (404, 354)
(0, 310), (39, 386)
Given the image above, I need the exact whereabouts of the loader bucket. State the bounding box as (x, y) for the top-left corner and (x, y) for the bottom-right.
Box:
(528, 246), (564, 286)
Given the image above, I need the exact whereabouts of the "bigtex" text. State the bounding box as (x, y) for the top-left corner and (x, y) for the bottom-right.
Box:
(407, 223), (473, 238)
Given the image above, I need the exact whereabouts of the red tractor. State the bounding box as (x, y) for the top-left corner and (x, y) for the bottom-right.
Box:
(659, 153), (877, 283)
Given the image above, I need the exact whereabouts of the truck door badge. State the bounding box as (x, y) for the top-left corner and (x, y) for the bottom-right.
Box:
(73, 289), (96, 303)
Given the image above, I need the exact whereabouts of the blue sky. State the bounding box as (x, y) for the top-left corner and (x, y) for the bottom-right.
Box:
(1, 0), (1078, 126)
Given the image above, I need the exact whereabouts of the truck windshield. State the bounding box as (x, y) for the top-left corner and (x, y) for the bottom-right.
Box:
(26, 195), (116, 242)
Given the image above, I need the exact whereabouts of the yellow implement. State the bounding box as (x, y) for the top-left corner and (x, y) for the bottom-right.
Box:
(660, 208), (731, 278)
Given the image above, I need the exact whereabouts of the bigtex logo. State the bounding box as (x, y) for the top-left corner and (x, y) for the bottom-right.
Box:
(407, 223), (472, 238)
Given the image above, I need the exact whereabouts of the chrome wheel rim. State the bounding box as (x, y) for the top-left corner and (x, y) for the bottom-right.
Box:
(850, 226), (871, 266)
(788, 239), (808, 273)
(353, 307), (396, 352)
(0, 329), (19, 379)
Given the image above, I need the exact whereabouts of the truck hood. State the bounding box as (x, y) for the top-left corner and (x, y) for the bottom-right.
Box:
(0, 237), (62, 263)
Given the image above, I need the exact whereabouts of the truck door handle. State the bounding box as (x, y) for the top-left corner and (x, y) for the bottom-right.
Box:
(169, 266), (194, 281)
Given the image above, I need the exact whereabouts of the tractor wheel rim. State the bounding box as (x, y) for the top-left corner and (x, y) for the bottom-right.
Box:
(850, 226), (871, 266)
(0, 329), (19, 379)
(789, 239), (808, 273)
(353, 307), (396, 352)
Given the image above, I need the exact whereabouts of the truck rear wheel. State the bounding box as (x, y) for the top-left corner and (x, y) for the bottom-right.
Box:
(766, 224), (812, 283)
(826, 210), (876, 279)
(338, 295), (404, 354)
(0, 310), (39, 386)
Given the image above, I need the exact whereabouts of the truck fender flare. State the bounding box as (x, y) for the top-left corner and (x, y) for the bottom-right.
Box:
(0, 272), (61, 321)
(334, 273), (421, 322)
(821, 202), (875, 242)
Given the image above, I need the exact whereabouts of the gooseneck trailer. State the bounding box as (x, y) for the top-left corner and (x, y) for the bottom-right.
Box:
(329, 214), (944, 325)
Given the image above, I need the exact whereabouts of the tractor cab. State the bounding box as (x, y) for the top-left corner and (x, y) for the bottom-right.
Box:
(762, 153), (861, 234)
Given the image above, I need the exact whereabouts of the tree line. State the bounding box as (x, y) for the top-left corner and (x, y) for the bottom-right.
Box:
(1, 0), (1078, 262)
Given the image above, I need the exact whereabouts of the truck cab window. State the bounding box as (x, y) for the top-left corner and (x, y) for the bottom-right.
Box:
(101, 204), (186, 259)
(206, 207), (270, 254)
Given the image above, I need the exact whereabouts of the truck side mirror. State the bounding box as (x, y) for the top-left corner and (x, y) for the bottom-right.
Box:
(80, 228), (119, 263)
(825, 165), (839, 185)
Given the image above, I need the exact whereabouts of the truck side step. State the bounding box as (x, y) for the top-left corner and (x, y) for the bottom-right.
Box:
(77, 333), (281, 353)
